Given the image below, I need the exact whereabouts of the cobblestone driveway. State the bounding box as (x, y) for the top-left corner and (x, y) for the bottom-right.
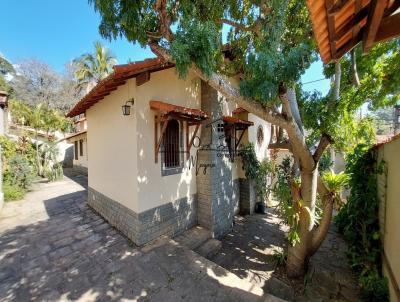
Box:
(0, 171), (278, 302)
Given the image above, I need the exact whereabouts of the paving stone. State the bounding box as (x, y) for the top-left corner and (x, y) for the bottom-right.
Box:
(265, 277), (294, 301)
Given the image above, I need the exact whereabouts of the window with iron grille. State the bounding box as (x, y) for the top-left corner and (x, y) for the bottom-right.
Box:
(74, 141), (78, 160)
(79, 140), (84, 156)
(161, 119), (183, 176)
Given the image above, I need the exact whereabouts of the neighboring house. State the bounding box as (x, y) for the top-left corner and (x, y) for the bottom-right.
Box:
(67, 58), (271, 246)
(66, 114), (88, 174)
(8, 123), (73, 168)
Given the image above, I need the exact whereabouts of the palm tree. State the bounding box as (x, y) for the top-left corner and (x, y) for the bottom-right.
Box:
(73, 41), (117, 92)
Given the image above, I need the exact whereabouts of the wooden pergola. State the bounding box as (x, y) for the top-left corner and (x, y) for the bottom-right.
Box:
(307, 0), (400, 63)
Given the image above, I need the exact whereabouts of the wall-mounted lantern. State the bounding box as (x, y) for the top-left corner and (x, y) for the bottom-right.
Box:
(122, 98), (135, 116)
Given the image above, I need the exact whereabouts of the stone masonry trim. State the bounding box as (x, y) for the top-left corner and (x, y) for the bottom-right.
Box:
(88, 187), (197, 245)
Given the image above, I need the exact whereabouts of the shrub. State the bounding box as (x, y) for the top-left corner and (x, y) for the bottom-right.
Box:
(335, 144), (388, 301)
(5, 155), (34, 189)
(3, 183), (26, 201)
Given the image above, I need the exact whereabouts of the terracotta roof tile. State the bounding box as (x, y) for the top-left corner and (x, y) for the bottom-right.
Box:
(67, 58), (174, 118)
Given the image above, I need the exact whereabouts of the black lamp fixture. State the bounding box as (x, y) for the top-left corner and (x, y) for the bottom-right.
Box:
(122, 98), (135, 116)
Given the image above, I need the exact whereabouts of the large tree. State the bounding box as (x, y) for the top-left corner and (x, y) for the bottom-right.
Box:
(11, 59), (80, 112)
(90, 0), (400, 277)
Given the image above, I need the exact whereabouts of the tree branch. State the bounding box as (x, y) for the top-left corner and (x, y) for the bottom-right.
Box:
(313, 134), (333, 162)
(309, 176), (334, 255)
(154, 0), (175, 42)
(150, 41), (316, 171)
(149, 42), (290, 127)
(220, 18), (262, 37)
(279, 92), (316, 171)
(333, 61), (341, 101)
(350, 49), (360, 87)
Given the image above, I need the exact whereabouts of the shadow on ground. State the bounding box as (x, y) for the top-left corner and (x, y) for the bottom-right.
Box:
(210, 210), (361, 302)
(0, 172), (267, 302)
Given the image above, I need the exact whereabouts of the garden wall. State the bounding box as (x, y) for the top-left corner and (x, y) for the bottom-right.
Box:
(376, 134), (400, 302)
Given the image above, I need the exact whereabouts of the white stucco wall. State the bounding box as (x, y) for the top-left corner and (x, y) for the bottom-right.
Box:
(87, 78), (138, 212)
(248, 113), (271, 162)
(69, 133), (88, 169)
(135, 68), (200, 212)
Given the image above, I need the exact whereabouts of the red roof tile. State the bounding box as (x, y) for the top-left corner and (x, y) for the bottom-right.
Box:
(232, 107), (248, 115)
(223, 116), (254, 126)
(67, 58), (174, 118)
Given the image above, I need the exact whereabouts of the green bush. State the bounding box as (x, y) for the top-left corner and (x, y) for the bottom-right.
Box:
(5, 155), (34, 189)
(335, 144), (388, 301)
(3, 183), (26, 201)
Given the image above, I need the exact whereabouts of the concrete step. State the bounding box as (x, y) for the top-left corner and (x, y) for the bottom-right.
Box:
(173, 225), (210, 250)
(194, 238), (222, 259)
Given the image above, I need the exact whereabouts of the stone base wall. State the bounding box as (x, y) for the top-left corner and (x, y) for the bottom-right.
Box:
(239, 178), (256, 215)
(88, 187), (197, 245)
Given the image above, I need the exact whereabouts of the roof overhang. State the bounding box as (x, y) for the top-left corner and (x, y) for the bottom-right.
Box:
(65, 130), (87, 140)
(307, 0), (400, 63)
(67, 58), (174, 118)
(150, 100), (209, 122)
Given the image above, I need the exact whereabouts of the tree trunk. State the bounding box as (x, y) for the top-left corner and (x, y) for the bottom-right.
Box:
(149, 42), (335, 278)
(287, 166), (319, 278)
(35, 132), (42, 176)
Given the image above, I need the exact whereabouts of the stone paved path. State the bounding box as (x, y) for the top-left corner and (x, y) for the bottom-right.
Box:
(0, 170), (282, 302)
(210, 211), (361, 301)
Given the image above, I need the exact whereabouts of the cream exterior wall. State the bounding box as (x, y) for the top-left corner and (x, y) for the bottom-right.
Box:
(376, 137), (400, 302)
(87, 78), (138, 212)
(248, 113), (271, 162)
(69, 133), (88, 169)
(135, 68), (200, 212)
(85, 67), (272, 215)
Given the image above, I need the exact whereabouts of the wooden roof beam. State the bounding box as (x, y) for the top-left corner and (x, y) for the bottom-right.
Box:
(328, 0), (354, 15)
(375, 12), (400, 42)
(363, 0), (387, 52)
(326, 0), (338, 58)
(335, 4), (369, 41)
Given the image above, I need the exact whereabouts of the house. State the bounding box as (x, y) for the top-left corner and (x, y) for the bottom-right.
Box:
(67, 58), (271, 246)
(66, 114), (88, 174)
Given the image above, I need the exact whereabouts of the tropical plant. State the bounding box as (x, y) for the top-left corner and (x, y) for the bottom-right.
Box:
(73, 41), (117, 90)
(40, 141), (63, 182)
(335, 145), (388, 301)
(321, 171), (349, 195)
(238, 143), (274, 202)
(90, 0), (400, 277)
(8, 101), (70, 176)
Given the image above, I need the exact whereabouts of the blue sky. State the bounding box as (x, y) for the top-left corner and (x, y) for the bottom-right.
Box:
(0, 0), (330, 95)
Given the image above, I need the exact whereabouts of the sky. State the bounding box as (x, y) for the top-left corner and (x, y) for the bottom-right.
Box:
(0, 0), (330, 95)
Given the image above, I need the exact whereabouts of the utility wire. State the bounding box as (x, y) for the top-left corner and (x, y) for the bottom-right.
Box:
(302, 78), (329, 85)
